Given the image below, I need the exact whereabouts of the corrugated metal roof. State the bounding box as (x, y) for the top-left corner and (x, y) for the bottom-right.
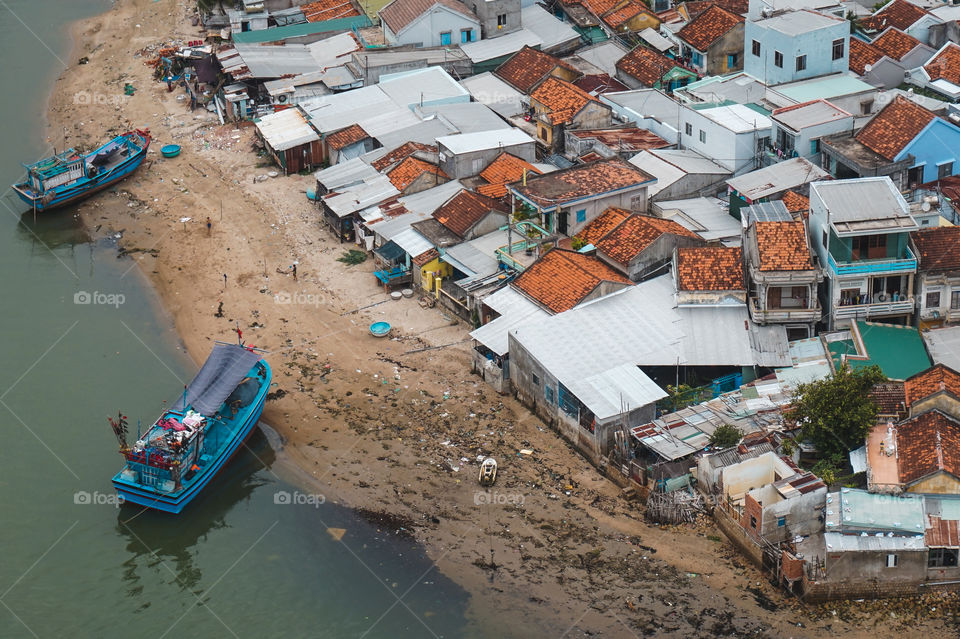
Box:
(638, 27), (674, 52)
(315, 157), (379, 189)
(823, 531), (926, 553)
(656, 197), (740, 244)
(727, 157), (829, 202)
(574, 41), (629, 77)
(417, 102), (507, 134)
(399, 180), (464, 214)
(256, 108), (319, 151)
(391, 227), (434, 257)
(570, 364), (667, 421)
(743, 200), (793, 224)
(461, 29), (542, 63)
(323, 175), (399, 217)
(375, 119), (457, 149)
(521, 4), (580, 51)
(772, 99), (852, 132)
(470, 287), (549, 356)
(923, 325), (960, 372)
(378, 66), (470, 107)
(825, 489), (927, 535)
(437, 128), (535, 155)
(811, 178), (917, 229)
(460, 72), (525, 118)
(443, 229), (510, 278)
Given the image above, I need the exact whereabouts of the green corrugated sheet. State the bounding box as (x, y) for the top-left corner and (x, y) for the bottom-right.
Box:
(232, 16), (372, 44)
(828, 320), (931, 381)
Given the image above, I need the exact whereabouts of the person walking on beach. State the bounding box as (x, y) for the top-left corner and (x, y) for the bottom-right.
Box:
(292, 263), (297, 281)
(223, 273), (228, 289)
(206, 217), (212, 236)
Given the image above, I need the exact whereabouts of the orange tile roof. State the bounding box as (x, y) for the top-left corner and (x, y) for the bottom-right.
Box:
(530, 77), (601, 125)
(754, 221), (814, 272)
(679, 0), (748, 20)
(855, 96), (935, 161)
(616, 44), (682, 87)
(569, 127), (670, 152)
(676, 246), (744, 291)
(925, 43), (960, 86)
(514, 157), (654, 207)
(371, 141), (435, 172)
(871, 381), (906, 415)
(781, 190), (809, 216)
(575, 207), (632, 246)
(872, 27), (922, 61)
(432, 190), (508, 237)
(301, 0), (361, 22)
(477, 152), (541, 198)
(412, 247), (439, 266)
(848, 37), (885, 76)
(494, 45), (579, 94)
(325, 124), (368, 150)
(911, 226), (960, 273)
(603, 2), (651, 30)
(677, 5), (744, 52)
(597, 214), (700, 265)
(512, 249), (630, 313)
(896, 410), (960, 485)
(861, 0), (928, 33)
(379, 0), (477, 34)
(904, 364), (960, 407)
(387, 156), (447, 191)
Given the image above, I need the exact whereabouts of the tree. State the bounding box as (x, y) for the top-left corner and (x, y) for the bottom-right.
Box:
(786, 364), (886, 459)
(709, 423), (742, 449)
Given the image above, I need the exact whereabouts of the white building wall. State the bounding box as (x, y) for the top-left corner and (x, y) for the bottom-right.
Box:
(678, 107), (770, 175)
(389, 7), (481, 48)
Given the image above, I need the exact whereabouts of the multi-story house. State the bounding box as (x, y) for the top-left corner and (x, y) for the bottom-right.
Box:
(808, 177), (919, 330)
(744, 9), (849, 86)
(911, 226), (960, 327)
(742, 201), (823, 339)
(675, 5), (745, 76)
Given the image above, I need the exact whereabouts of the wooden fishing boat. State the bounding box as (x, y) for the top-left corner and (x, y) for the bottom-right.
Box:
(12, 129), (151, 213)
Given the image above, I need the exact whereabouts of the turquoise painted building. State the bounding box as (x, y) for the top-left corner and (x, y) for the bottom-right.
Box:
(895, 117), (960, 184)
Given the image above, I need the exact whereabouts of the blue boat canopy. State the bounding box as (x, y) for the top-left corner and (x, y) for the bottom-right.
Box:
(184, 343), (263, 416)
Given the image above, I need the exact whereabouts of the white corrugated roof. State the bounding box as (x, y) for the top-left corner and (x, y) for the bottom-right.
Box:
(391, 227), (434, 257)
(521, 4), (580, 50)
(323, 176), (399, 217)
(638, 27), (674, 52)
(256, 108), (318, 151)
(461, 29), (542, 63)
(727, 157), (829, 201)
(460, 73), (525, 118)
(698, 104), (772, 133)
(470, 287), (549, 356)
(315, 157), (379, 188)
(567, 363), (667, 421)
(437, 128), (535, 155)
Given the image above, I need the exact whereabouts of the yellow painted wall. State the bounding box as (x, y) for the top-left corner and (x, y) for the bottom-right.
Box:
(419, 257), (452, 291)
(621, 9), (660, 33)
(908, 471), (960, 495)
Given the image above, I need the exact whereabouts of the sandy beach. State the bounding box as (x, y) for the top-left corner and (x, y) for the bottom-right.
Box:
(42, 1), (959, 636)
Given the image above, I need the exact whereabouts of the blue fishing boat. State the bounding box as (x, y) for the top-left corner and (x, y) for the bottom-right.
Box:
(110, 341), (271, 514)
(12, 129), (151, 213)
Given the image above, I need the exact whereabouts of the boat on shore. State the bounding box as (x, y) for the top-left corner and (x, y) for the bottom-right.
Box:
(110, 341), (271, 514)
(12, 129), (151, 213)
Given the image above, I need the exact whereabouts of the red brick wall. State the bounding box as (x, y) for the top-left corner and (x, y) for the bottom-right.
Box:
(741, 493), (763, 541)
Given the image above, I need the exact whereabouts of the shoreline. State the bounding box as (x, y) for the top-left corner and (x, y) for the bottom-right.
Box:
(40, 1), (956, 637)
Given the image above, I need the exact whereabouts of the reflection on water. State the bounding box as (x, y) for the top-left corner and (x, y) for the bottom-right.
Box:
(116, 429), (275, 594)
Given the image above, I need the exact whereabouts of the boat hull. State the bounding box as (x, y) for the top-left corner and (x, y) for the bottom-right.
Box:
(12, 132), (150, 213)
(112, 361), (271, 514)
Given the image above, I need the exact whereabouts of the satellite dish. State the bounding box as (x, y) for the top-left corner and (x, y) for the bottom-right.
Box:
(864, 64), (872, 73)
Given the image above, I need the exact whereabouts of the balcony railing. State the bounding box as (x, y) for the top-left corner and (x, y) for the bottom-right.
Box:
(750, 298), (821, 323)
(833, 299), (915, 320)
(826, 248), (917, 276)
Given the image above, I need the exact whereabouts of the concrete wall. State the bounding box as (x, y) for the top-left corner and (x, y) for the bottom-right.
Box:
(755, 486), (826, 543)
(438, 141), (537, 178)
(554, 185), (650, 236)
(896, 119), (960, 184)
(823, 548), (928, 585)
(462, 0), (521, 39)
(721, 452), (793, 501)
(773, 115), (854, 165)
(695, 24), (745, 76)
(908, 392), (960, 419)
(679, 107), (770, 175)
(907, 470), (960, 495)
(862, 57), (908, 91)
(744, 20), (849, 86)
(465, 211), (509, 240)
(600, 232), (704, 281)
(385, 7), (481, 48)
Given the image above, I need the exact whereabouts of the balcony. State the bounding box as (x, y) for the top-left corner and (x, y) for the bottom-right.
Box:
(833, 299), (915, 321)
(826, 247), (917, 276)
(750, 298), (821, 323)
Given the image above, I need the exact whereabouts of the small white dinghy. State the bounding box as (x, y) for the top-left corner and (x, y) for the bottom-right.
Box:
(478, 457), (497, 486)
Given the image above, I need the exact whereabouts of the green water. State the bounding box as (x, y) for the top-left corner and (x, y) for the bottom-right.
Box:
(0, 2), (470, 637)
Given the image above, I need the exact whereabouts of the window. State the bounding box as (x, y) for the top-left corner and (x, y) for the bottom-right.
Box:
(576, 209), (586, 223)
(796, 55), (806, 72)
(861, 100), (874, 115)
(886, 554), (899, 568)
(810, 139), (821, 155)
(440, 31), (451, 46)
(774, 51), (783, 68)
(460, 29), (474, 43)
(690, 50), (703, 66)
(532, 373), (540, 386)
(545, 385), (555, 404)
(832, 38), (845, 60)
(927, 291), (941, 308)
(822, 230), (828, 248)
(685, 123), (693, 136)
(497, 13), (507, 27)
(752, 40), (760, 56)
(939, 162), (954, 179)
(750, 516), (757, 529)
(777, 516), (786, 527)
(727, 53), (738, 68)
(538, 125), (549, 142)
(929, 548), (959, 568)
(699, 129), (706, 143)
(952, 291), (960, 309)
